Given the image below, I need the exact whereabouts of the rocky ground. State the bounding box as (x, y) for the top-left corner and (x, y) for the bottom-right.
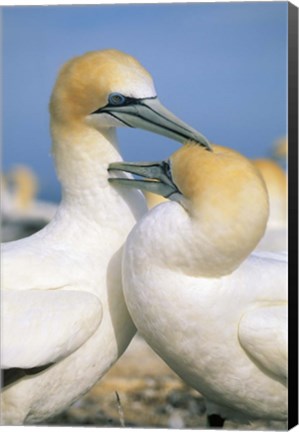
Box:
(41, 335), (287, 430)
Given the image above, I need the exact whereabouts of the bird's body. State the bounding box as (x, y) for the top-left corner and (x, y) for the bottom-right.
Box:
(109, 143), (288, 423)
(123, 232), (287, 421)
(1, 117), (144, 425)
(1, 50), (210, 424)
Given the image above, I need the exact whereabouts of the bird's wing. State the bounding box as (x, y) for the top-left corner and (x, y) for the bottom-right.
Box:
(238, 304), (287, 382)
(2, 289), (102, 369)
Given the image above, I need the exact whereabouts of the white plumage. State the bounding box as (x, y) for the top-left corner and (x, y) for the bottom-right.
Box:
(1, 50), (210, 424)
(109, 142), (287, 424)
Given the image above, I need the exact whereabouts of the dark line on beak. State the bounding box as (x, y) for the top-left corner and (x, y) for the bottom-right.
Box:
(107, 112), (134, 128)
(110, 110), (204, 145)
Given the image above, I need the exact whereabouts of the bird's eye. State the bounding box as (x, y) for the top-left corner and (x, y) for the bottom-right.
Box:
(108, 93), (126, 106)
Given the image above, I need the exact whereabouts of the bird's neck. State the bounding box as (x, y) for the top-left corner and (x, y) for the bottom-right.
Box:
(50, 121), (146, 233)
(130, 200), (265, 278)
(51, 121), (122, 201)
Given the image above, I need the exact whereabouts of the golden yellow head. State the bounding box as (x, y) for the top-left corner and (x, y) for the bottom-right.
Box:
(49, 49), (155, 124)
(49, 49), (211, 150)
(108, 141), (270, 273)
(170, 142), (269, 260)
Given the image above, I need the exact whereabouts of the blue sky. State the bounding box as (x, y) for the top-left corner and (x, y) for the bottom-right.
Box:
(2, 2), (288, 202)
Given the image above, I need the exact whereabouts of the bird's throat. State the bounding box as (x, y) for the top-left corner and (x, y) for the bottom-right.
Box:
(51, 122), (121, 197)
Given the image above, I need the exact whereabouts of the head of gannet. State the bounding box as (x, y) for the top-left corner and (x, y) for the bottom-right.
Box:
(49, 49), (210, 149)
(109, 142), (269, 275)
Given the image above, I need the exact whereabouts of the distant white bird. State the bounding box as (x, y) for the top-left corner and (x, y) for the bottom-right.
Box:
(1, 49), (210, 425)
(109, 142), (287, 425)
(253, 158), (287, 252)
(1, 166), (57, 241)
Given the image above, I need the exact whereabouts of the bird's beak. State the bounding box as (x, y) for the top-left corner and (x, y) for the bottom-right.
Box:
(108, 160), (179, 198)
(97, 97), (211, 150)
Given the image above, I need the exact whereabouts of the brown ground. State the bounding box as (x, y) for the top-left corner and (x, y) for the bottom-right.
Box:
(42, 335), (286, 430)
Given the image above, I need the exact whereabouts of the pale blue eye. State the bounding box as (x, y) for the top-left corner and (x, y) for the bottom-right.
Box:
(108, 93), (126, 106)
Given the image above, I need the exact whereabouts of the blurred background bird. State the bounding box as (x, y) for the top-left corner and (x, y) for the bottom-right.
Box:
(1, 166), (57, 241)
(253, 155), (287, 252)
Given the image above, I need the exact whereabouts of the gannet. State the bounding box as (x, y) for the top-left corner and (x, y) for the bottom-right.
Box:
(253, 158), (287, 252)
(1, 166), (57, 241)
(108, 142), (288, 424)
(1, 49), (210, 425)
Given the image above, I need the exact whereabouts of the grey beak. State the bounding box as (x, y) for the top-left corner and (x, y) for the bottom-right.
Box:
(108, 160), (179, 198)
(99, 97), (211, 150)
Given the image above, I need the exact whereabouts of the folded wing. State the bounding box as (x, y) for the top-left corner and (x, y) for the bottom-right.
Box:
(2, 289), (102, 369)
(239, 304), (287, 383)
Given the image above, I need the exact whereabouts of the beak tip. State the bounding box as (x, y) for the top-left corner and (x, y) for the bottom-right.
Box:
(186, 136), (212, 152)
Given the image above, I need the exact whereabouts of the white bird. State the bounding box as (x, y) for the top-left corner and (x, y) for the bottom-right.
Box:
(253, 158), (287, 252)
(109, 142), (288, 425)
(1, 49), (210, 425)
(1, 166), (57, 241)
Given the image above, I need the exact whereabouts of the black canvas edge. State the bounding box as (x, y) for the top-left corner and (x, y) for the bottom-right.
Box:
(288, 1), (298, 430)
